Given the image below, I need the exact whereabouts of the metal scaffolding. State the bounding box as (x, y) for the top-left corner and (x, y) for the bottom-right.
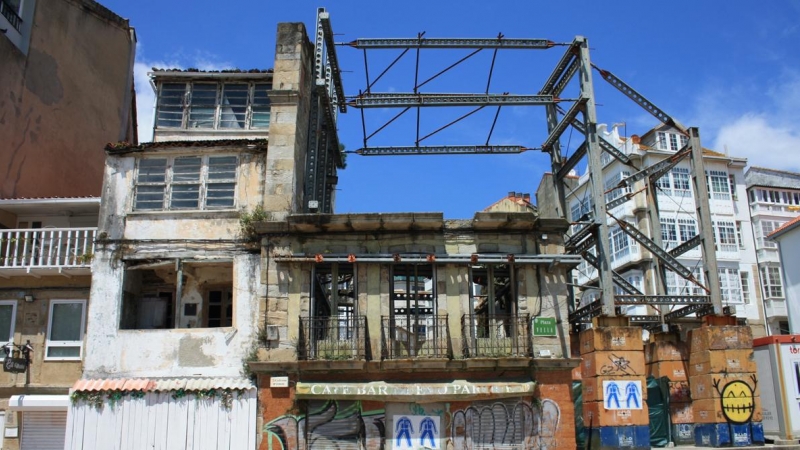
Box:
(319, 11), (726, 326)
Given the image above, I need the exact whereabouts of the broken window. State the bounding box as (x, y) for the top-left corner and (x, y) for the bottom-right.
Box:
(301, 263), (361, 359)
(120, 261), (234, 330)
(155, 81), (272, 130)
(133, 155), (237, 211)
(465, 264), (524, 356)
(382, 264), (441, 357)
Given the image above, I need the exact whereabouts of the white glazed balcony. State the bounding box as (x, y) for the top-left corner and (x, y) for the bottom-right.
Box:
(0, 228), (96, 276)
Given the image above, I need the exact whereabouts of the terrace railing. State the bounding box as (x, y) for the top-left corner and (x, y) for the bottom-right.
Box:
(298, 315), (368, 361)
(381, 314), (450, 359)
(461, 314), (531, 358)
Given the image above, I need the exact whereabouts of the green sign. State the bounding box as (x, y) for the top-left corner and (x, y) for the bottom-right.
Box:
(533, 317), (557, 336)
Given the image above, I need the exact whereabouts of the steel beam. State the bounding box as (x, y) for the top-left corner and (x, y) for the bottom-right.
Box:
(594, 65), (685, 132)
(344, 37), (558, 50)
(669, 235), (702, 258)
(568, 117), (632, 166)
(556, 142), (587, 181)
(541, 97), (587, 151)
(611, 216), (697, 282)
(569, 299), (602, 323)
(621, 145), (691, 188)
(316, 83), (344, 167)
(539, 39), (580, 95)
(689, 128), (724, 315)
(355, 145), (527, 156)
(349, 93), (557, 108)
(319, 11), (346, 113)
(582, 251), (643, 295)
(567, 235), (596, 256)
(565, 223), (597, 250)
(629, 315), (662, 324)
(274, 253), (582, 265)
(614, 295), (711, 305)
(664, 303), (713, 321)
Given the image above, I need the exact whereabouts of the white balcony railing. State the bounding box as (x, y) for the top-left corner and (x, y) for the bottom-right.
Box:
(0, 228), (96, 269)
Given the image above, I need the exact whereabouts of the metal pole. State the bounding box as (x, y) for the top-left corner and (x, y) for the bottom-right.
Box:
(577, 36), (616, 317)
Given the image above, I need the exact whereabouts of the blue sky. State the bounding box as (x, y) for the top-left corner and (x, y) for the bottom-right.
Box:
(100, 1), (800, 218)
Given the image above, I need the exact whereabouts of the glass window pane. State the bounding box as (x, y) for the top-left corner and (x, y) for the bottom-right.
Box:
(188, 84), (217, 128)
(137, 159), (167, 183)
(251, 110), (270, 128)
(208, 156), (237, 180)
(0, 305), (13, 341)
(135, 186), (165, 210)
(206, 183), (235, 208)
(173, 157), (202, 182)
(219, 84), (248, 129)
(156, 83), (185, 128)
(50, 302), (83, 341)
(170, 185), (200, 209)
(47, 346), (81, 358)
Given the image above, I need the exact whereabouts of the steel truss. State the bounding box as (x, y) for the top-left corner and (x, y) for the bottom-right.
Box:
(327, 15), (725, 326)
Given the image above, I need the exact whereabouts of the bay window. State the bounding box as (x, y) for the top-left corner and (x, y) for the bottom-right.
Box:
(156, 81), (272, 130)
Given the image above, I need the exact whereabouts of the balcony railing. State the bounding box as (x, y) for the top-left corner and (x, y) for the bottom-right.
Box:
(0, 0), (22, 32)
(298, 315), (368, 361)
(0, 228), (96, 269)
(462, 314), (531, 358)
(381, 314), (450, 359)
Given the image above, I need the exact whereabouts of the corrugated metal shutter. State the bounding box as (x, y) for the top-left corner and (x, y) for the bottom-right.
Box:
(21, 411), (66, 450)
(473, 398), (526, 450)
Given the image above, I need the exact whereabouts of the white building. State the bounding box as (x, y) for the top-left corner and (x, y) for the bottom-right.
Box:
(768, 216), (800, 334)
(745, 167), (800, 335)
(566, 123), (763, 334)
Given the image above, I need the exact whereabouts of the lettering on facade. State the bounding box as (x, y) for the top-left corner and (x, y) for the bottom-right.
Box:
(298, 381), (534, 399)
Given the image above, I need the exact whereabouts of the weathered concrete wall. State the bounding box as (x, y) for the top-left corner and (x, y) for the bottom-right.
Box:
(264, 23), (314, 219)
(0, 0), (135, 199)
(0, 276), (89, 389)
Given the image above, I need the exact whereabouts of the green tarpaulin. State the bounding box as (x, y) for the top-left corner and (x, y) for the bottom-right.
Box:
(646, 376), (671, 447)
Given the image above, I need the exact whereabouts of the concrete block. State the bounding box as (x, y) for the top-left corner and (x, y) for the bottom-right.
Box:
(672, 423), (695, 445)
(583, 401), (649, 427)
(689, 373), (760, 400)
(667, 380), (692, 403)
(588, 425), (650, 450)
(582, 375), (648, 403)
(688, 349), (756, 376)
(694, 422), (764, 447)
(693, 397), (762, 424)
(689, 326), (753, 353)
(581, 350), (646, 378)
(580, 327), (644, 354)
(647, 360), (688, 381)
(645, 340), (688, 363)
(670, 401), (694, 424)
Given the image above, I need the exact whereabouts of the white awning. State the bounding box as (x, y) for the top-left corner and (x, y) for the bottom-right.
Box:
(8, 395), (70, 411)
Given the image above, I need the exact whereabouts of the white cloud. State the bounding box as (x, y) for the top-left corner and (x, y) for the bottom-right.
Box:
(695, 70), (800, 172)
(131, 44), (232, 143)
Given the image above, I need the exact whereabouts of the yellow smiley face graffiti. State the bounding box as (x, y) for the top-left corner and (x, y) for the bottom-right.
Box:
(720, 380), (755, 423)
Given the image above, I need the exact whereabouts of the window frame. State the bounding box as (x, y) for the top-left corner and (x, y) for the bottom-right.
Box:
(133, 154), (238, 212)
(45, 299), (86, 361)
(155, 81), (272, 131)
(0, 300), (17, 344)
(761, 266), (784, 299)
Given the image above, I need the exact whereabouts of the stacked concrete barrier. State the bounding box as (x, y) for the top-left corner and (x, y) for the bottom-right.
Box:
(688, 325), (765, 447)
(645, 334), (693, 445)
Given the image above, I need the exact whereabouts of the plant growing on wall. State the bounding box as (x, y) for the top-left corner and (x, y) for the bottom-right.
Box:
(239, 205), (268, 242)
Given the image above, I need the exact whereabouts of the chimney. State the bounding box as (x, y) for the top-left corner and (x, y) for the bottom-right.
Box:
(508, 191), (515, 199)
(523, 193), (531, 202)
(631, 135), (641, 145)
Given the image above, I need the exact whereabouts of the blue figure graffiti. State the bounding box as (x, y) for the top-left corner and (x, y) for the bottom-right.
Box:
(396, 416), (414, 447)
(625, 382), (640, 408)
(420, 417), (437, 448)
(606, 382), (621, 408)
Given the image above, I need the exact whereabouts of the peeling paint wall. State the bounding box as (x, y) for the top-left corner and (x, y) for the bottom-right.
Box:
(0, 0), (135, 199)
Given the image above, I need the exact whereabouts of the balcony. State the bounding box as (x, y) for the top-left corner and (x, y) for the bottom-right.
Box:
(381, 315), (450, 359)
(0, 228), (96, 277)
(298, 316), (368, 361)
(0, 0), (22, 32)
(462, 314), (531, 358)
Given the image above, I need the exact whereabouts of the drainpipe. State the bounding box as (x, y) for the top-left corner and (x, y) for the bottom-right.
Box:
(175, 259), (183, 329)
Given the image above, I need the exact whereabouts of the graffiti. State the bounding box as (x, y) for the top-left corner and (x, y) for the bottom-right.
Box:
(450, 398), (561, 450)
(599, 353), (633, 375)
(713, 374), (758, 424)
(265, 400), (385, 450)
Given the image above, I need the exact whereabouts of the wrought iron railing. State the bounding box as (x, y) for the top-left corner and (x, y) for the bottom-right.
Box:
(0, 228), (96, 269)
(462, 314), (531, 358)
(0, 0), (22, 32)
(381, 314), (450, 359)
(298, 315), (368, 361)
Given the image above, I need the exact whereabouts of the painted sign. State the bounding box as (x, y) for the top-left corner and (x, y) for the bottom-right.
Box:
(295, 380), (536, 401)
(393, 415), (439, 450)
(602, 380), (642, 410)
(3, 357), (27, 374)
(270, 376), (289, 388)
(533, 317), (557, 336)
